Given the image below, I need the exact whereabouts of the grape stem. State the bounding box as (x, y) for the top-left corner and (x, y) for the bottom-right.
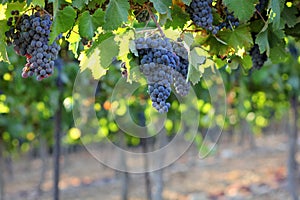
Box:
(145, 5), (165, 38)
(255, 9), (267, 24)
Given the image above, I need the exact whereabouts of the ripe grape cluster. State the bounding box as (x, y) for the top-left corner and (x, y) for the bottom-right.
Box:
(218, 8), (239, 30)
(5, 10), (61, 81)
(250, 44), (267, 70)
(187, 0), (219, 34)
(134, 34), (190, 113)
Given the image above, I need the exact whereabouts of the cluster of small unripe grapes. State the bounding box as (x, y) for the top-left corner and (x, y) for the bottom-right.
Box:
(250, 44), (267, 70)
(134, 34), (190, 113)
(5, 10), (61, 81)
(134, 9), (150, 23)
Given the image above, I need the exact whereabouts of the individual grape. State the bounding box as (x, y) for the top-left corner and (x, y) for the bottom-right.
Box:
(5, 10), (61, 81)
(250, 44), (267, 70)
(187, 0), (219, 34)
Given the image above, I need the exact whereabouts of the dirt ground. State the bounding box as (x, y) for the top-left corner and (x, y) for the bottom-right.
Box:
(3, 133), (300, 200)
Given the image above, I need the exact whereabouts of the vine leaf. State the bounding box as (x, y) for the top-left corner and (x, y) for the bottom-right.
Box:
(4, 1), (26, 17)
(103, 0), (130, 31)
(79, 34), (119, 80)
(165, 5), (189, 29)
(281, 6), (298, 28)
(269, 0), (284, 30)
(79, 48), (108, 80)
(219, 26), (253, 52)
(256, 29), (270, 56)
(49, 6), (76, 44)
(181, 0), (192, 5)
(223, 0), (256, 22)
(188, 48), (206, 85)
(269, 45), (288, 64)
(78, 9), (105, 39)
(150, 0), (172, 17)
(115, 30), (135, 83)
(31, 0), (45, 7)
(0, 20), (9, 63)
(65, 25), (80, 58)
(72, 0), (90, 10)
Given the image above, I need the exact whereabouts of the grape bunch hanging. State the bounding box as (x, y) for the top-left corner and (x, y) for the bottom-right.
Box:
(134, 34), (190, 113)
(250, 44), (267, 70)
(187, 0), (240, 34)
(5, 10), (61, 81)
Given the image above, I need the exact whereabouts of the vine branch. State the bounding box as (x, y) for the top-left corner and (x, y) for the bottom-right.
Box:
(145, 5), (165, 38)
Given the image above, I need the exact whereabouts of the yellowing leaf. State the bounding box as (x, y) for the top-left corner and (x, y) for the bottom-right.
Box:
(79, 48), (108, 80)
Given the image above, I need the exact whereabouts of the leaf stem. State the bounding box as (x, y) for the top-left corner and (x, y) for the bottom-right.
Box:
(256, 9), (267, 24)
(145, 5), (165, 38)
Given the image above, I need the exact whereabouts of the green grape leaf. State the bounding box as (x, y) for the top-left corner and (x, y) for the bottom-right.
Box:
(282, 6), (298, 28)
(78, 9), (105, 39)
(31, 0), (45, 7)
(79, 48), (108, 80)
(72, 0), (90, 9)
(182, 0), (192, 5)
(285, 23), (300, 38)
(269, 0), (285, 30)
(165, 5), (189, 29)
(5, 2), (27, 17)
(103, 0), (130, 31)
(188, 64), (202, 85)
(0, 21), (9, 63)
(86, 32), (114, 56)
(188, 48), (207, 85)
(205, 35), (230, 56)
(240, 54), (252, 71)
(223, 0), (256, 22)
(65, 25), (81, 57)
(79, 34), (119, 79)
(269, 45), (288, 64)
(219, 26), (253, 52)
(99, 36), (119, 69)
(49, 6), (76, 44)
(256, 29), (270, 56)
(150, 0), (172, 15)
(26, 0), (33, 5)
(229, 54), (253, 71)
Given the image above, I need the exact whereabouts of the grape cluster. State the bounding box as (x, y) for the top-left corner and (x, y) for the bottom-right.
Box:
(219, 8), (239, 30)
(250, 44), (267, 70)
(134, 10), (150, 23)
(187, 0), (219, 34)
(5, 10), (61, 81)
(255, 0), (268, 13)
(134, 34), (190, 113)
